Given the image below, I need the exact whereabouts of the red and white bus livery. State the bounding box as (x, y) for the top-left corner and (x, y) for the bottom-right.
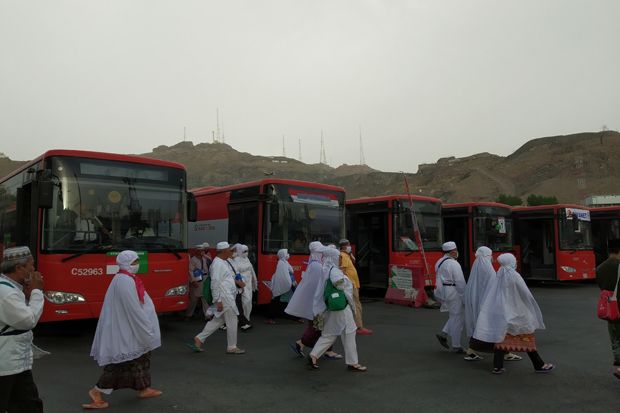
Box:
(513, 205), (595, 281)
(346, 195), (444, 291)
(189, 179), (346, 305)
(0, 150), (192, 322)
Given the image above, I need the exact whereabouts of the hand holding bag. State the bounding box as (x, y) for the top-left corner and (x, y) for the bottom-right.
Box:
(597, 264), (620, 321)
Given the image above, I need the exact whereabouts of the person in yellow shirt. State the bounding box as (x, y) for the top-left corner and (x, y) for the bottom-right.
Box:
(339, 239), (373, 335)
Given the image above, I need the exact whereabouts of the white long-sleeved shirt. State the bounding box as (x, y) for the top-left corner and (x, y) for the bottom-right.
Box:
(434, 255), (466, 313)
(209, 257), (239, 316)
(0, 274), (44, 376)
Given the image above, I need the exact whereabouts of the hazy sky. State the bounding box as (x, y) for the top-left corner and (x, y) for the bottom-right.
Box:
(1, 0), (619, 172)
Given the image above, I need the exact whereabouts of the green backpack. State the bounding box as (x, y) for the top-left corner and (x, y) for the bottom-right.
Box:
(323, 268), (347, 311)
(202, 276), (213, 306)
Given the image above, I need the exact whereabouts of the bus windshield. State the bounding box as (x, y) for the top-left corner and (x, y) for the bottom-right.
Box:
(473, 206), (513, 251)
(559, 208), (593, 250)
(393, 200), (442, 251)
(42, 156), (187, 252)
(263, 184), (345, 254)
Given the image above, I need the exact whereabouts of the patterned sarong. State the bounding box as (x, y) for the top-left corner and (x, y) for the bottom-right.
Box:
(96, 352), (151, 391)
(494, 334), (537, 352)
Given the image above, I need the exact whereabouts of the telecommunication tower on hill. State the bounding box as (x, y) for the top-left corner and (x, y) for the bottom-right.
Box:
(282, 135), (286, 157)
(320, 130), (327, 165)
(298, 138), (302, 162)
(359, 126), (366, 165)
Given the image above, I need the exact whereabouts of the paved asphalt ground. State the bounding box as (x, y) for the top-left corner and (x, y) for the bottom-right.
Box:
(32, 283), (617, 413)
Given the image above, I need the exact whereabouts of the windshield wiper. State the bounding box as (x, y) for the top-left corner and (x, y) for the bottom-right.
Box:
(61, 245), (108, 263)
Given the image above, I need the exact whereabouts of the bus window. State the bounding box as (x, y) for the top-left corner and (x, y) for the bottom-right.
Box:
(42, 156), (187, 252)
(559, 209), (593, 251)
(473, 207), (513, 251)
(393, 200), (442, 252)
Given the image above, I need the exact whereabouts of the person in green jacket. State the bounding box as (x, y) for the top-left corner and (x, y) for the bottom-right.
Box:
(595, 238), (620, 380)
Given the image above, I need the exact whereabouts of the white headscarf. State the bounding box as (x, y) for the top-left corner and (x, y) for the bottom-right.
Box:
(234, 244), (255, 282)
(312, 245), (353, 316)
(285, 242), (325, 320)
(117, 250), (139, 271)
(473, 253), (545, 343)
(270, 248), (294, 297)
(464, 246), (494, 337)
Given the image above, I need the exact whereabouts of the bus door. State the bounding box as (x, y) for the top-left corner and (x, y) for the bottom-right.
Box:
(442, 215), (470, 273)
(517, 217), (555, 279)
(350, 209), (388, 289)
(227, 201), (259, 268)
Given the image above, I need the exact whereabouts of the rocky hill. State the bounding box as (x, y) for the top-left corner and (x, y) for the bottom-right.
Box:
(2, 131), (619, 203)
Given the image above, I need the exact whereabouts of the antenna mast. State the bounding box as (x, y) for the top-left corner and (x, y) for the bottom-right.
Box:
(216, 108), (220, 142)
(320, 130), (327, 164)
(298, 138), (302, 162)
(183, 126), (186, 142)
(359, 125), (366, 165)
(282, 135), (286, 157)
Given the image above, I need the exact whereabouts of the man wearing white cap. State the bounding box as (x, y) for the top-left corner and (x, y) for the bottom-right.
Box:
(434, 241), (466, 352)
(0, 246), (45, 413)
(185, 243), (210, 321)
(189, 242), (246, 354)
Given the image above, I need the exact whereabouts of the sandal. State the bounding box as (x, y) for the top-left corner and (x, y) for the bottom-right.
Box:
(324, 352), (344, 360)
(347, 364), (368, 372)
(463, 353), (483, 361)
(289, 342), (304, 358)
(504, 353), (522, 361)
(307, 355), (319, 370)
(226, 347), (246, 355)
(185, 342), (203, 353)
(492, 368), (505, 374)
(82, 389), (109, 409)
(535, 363), (555, 373)
(138, 388), (163, 399)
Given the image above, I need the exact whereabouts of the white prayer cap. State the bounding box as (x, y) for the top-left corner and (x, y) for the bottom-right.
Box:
(194, 242), (210, 250)
(277, 249), (288, 260)
(309, 241), (324, 253)
(117, 250), (139, 270)
(2, 246), (32, 263)
(475, 246), (492, 258)
(442, 241), (457, 252)
(339, 239), (350, 246)
(497, 253), (517, 269)
(216, 241), (231, 251)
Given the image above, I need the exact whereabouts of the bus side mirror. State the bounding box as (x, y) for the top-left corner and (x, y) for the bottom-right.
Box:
(270, 202), (280, 223)
(187, 192), (197, 222)
(36, 180), (54, 209)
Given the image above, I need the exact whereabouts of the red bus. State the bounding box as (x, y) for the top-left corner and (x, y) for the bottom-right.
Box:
(0, 150), (193, 322)
(513, 205), (595, 281)
(189, 179), (346, 305)
(442, 202), (515, 276)
(590, 206), (620, 266)
(346, 195), (443, 290)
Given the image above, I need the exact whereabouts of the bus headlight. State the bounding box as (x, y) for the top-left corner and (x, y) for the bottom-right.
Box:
(560, 266), (576, 273)
(44, 291), (86, 304)
(165, 285), (188, 296)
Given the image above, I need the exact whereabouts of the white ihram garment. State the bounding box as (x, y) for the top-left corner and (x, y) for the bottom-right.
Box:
(234, 253), (256, 321)
(285, 259), (323, 321)
(464, 247), (494, 337)
(271, 250), (294, 298)
(434, 255), (466, 348)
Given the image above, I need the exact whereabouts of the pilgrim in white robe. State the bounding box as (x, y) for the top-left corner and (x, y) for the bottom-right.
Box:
(234, 245), (257, 321)
(434, 254), (466, 349)
(464, 246), (495, 337)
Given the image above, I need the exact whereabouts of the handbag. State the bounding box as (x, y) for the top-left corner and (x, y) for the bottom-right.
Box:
(324, 268), (347, 311)
(202, 276), (213, 306)
(597, 264), (620, 321)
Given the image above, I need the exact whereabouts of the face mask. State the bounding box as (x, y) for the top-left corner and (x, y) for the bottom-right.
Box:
(345, 246), (352, 253)
(242, 252), (249, 258)
(129, 264), (140, 274)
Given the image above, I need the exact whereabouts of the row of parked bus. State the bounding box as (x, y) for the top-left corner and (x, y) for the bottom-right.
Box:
(1, 150), (617, 322)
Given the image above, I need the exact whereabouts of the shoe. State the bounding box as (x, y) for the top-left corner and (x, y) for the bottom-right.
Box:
(492, 368), (506, 375)
(289, 342), (304, 357)
(504, 353), (522, 361)
(347, 364), (368, 372)
(464, 353), (483, 361)
(219, 325), (227, 331)
(435, 333), (449, 349)
(226, 347), (246, 355)
(240, 324), (252, 331)
(535, 363), (555, 373)
(356, 328), (373, 335)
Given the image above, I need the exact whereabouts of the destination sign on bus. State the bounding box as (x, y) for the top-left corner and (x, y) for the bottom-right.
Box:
(566, 208), (590, 222)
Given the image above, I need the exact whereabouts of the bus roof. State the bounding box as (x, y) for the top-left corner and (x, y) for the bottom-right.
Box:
(512, 204), (590, 213)
(191, 178), (345, 197)
(442, 202), (512, 210)
(346, 194), (441, 205)
(1, 149), (186, 182)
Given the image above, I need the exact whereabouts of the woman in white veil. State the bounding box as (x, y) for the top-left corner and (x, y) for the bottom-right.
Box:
(234, 244), (257, 330)
(473, 253), (554, 374)
(266, 249), (297, 324)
